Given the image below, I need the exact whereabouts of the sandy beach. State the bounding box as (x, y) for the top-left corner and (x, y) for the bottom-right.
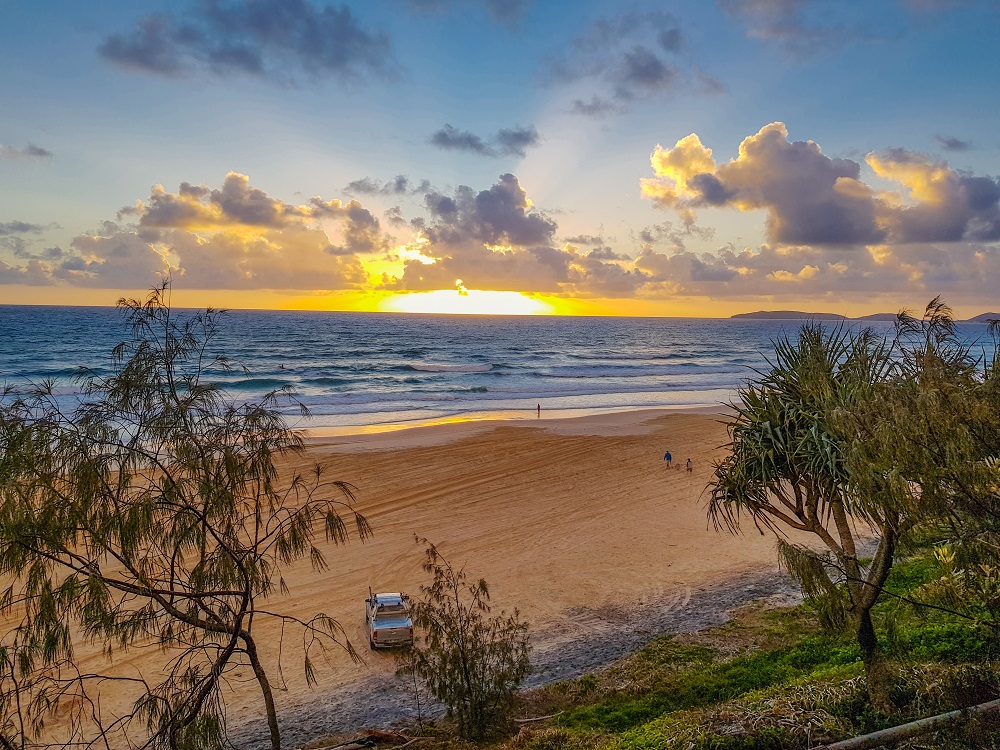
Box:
(235, 407), (794, 741)
(28, 408), (800, 746)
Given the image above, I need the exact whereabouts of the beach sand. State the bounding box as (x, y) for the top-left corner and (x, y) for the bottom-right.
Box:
(23, 409), (798, 745)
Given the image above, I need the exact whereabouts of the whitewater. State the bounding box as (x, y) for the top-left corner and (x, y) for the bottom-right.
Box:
(2, 305), (984, 432)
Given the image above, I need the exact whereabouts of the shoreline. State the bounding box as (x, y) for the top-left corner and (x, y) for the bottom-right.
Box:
(300, 403), (734, 449)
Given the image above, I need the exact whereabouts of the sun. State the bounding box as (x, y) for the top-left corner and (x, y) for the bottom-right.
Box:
(380, 288), (554, 315)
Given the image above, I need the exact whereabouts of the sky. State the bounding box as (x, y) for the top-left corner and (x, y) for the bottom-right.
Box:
(1, 0), (999, 317)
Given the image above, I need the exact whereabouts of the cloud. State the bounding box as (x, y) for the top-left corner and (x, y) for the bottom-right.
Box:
(866, 147), (1000, 242)
(0, 144), (53, 160)
(569, 97), (621, 118)
(0, 221), (45, 236)
(636, 220), (713, 254)
(134, 172), (391, 256)
(625, 238), (1000, 304)
(716, 0), (865, 57)
(564, 234), (604, 246)
(494, 126), (541, 157)
(643, 123), (887, 245)
(0, 175), (386, 290)
(381, 173), (654, 296)
(429, 124), (540, 158)
(344, 175), (432, 196)
(634, 123), (1000, 302)
(547, 10), (721, 116)
(99, 0), (398, 85)
(933, 134), (972, 151)
(398, 0), (531, 27)
(429, 125), (491, 156)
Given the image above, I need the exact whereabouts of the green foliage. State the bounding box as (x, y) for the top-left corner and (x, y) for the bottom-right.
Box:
(557, 635), (858, 732)
(0, 284), (370, 750)
(709, 320), (909, 709)
(403, 539), (531, 741)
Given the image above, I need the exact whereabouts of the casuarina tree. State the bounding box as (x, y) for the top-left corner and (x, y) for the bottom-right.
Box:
(0, 284), (370, 750)
(403, 539), (530, 740)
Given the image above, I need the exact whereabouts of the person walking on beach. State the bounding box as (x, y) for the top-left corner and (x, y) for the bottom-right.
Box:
(686, 458), (692, 473)
(537, 403), (541, 417)
(663, 451), (672, 467)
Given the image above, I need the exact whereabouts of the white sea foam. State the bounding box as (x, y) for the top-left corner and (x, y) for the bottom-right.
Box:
(409, 363), (494, 373)
(5, 306), (977, 431)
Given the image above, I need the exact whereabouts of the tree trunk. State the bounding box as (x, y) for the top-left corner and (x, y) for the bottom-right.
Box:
(857, 607), (892, 712)
(244, 635), (281, 750)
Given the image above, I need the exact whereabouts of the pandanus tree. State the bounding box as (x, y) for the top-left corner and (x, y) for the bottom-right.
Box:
(0, 284), (370, 750)
(709, 322), (911, 709)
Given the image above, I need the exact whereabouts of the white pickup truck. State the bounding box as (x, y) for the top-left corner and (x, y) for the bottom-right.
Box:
(365, 591), (414, 649)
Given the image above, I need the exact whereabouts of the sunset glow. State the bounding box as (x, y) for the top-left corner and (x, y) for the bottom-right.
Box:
(379, 289), (554, 316)
(1, 2), (997, 317)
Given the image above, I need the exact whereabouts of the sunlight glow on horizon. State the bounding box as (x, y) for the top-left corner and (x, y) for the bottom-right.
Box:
(379, 288), (555, 315)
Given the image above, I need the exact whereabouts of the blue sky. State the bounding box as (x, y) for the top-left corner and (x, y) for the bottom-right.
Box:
(1, 0), (998, 316)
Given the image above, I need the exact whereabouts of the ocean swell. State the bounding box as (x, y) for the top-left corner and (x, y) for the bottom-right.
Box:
(408, 363), (494, 373)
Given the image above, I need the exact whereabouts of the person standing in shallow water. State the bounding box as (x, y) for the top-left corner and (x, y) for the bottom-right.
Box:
(686, 458), (692, 473)
(537, 403), (541, 417)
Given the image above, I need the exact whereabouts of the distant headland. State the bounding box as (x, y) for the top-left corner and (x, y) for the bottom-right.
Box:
(731, 310), (1000, 323)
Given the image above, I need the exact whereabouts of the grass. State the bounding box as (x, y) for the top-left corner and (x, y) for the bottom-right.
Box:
(553, 634), (858, 732)
(502, 553), (1000, 750)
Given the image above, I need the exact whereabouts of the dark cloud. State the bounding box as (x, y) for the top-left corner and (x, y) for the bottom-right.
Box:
(398, 0), (531, 27)
(868, 148), (1000, 242)
(0, 143), (53, 160)
(658, 28), (684, 52)
(904, 0), (972, 11)
(687, 173), (733, 206)
(716, 0), (862, 57)
(933, 134), (972, 151)
(625, 237), (1000, 304)
(0, 259), (59, 286)
(585, 246), (627, 260)
(384, 206), (409, 228)
(617, 47), (677, 97)
(547, 10), (719, 116)
(636, 221), (712, 254)
(494, 126), (540, 157)
(0, 221), (45, 236)
(99, 0), (398, 85)
(569, 97), (621, 118)
(430, 124), (491, 155)
(11, 244), (66, 261)
(429, 124), (540, 158)
(344, 175), (432, 196)
(564, 234), (604, 245)
(0, 237), (28, 256)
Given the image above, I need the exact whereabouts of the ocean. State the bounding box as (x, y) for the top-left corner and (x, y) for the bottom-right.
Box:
(0, 305), (990, 433)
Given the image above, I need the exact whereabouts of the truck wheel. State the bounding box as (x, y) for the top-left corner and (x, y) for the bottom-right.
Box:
(369, 638), (375, 650)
